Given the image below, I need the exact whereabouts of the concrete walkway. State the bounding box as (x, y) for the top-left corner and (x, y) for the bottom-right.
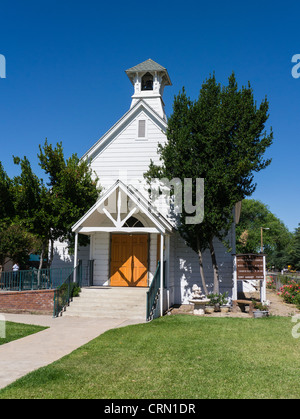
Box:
(0, 312), (144, 390)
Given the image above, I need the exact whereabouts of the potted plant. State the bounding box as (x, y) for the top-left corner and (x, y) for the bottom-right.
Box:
(220, 292), (230, 313)
(206, 293), (219, 313)
(206, 292), (230, 313)
(252, 301), (269, 318)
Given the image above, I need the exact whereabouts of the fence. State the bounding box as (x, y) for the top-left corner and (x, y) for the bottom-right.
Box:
(0, 261), (95, 317)
(268, 272), (300, 291)
(0, 260), (95, 292)
(0, 267), (74, 291)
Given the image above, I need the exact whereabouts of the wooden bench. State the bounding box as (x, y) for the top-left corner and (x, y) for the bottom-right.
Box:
(232, 299), (254, 315)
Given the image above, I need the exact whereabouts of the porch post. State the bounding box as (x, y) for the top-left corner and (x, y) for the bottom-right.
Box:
(232, 255), (237, 300)
(160, 233), (164, 317)
(74, 232), (78, 269)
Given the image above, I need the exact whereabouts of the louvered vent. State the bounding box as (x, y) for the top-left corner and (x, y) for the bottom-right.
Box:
(138, 120), (146, 138)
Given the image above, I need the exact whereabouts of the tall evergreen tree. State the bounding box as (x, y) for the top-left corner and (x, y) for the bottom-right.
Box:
(145, 73), (273, 293)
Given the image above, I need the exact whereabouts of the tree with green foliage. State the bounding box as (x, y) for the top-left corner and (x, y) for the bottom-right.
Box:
(0, 161), (14, 222)
(0, 140), (100, 270)
(12, 154), (54, 269)
(236, 199), (292, 269)
(0, 223), (42, 269)
(145, 73), (273, 293)
(37, 140), (100, 255)
(0, 162), (42, 269)
(288, 225), (300, 270)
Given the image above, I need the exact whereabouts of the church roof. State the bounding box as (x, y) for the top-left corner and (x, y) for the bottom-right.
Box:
(125, 58), (172, 85)
(81, 99), (167, 163)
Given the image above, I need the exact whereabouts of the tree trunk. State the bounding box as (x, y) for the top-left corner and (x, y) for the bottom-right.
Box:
(38, 243), (45, 288)
(209, 237), (219, 294)
(48, 238), (54, 268)
(197, 236), (208, 295)
(38, 244), (45, 271)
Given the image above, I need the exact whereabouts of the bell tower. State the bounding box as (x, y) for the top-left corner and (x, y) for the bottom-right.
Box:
(125, 58), (172, 121)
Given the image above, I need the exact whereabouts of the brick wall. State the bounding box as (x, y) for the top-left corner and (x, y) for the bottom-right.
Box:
(0, 289), (55, 315)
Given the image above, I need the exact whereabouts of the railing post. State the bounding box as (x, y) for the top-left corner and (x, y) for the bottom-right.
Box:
(53, 290), (56, 318)
(18, 272), (22, 291)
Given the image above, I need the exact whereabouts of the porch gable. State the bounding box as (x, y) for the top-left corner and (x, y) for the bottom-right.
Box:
(72, 179), (173, 235)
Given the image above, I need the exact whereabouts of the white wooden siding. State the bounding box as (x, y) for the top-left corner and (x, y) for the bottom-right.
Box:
(51, 240), (90, 269)
(130, 97), (165, 119)
(170, 231), (234, 305)
(90, 110), (165, 194)
(91, 233), (110, 286)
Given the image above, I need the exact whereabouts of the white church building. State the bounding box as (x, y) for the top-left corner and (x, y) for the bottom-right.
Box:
(52, 59), (236, 319)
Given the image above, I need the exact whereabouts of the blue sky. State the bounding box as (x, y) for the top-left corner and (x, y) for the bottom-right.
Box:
(0, 0), (299, 232)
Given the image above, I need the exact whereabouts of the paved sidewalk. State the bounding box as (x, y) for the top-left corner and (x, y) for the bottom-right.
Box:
(0, 313), (144, 390)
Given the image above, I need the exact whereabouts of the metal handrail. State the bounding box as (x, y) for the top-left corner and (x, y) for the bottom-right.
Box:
(53, 263), (82, 317)
(146, 262), (161, 321)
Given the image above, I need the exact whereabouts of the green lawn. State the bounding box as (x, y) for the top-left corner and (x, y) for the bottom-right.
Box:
(0, 315), (300, 399)
(0, 321), (47, 346)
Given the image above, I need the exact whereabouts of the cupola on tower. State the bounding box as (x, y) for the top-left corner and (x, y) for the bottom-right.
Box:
(125, 58), (172, 121)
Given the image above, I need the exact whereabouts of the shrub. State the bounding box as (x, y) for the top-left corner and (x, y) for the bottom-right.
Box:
(277, 280), (300, 307)
(72, 286), (81, 297)
(252, 300), (269, 311)
(266, 277), (276, 290)
(208, 292), (229, 306)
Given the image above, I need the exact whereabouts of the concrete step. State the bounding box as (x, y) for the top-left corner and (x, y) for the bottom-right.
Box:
(62, 286), (148, 320)
(65, 304), (145, 313)
(80, 287), (148, 294)
(73, 293), (147, 301)
(65, 300), (145, 306)
(63, 310), (145, 320)
(67, 299), (146, 306)
(64, 307), (146, 315)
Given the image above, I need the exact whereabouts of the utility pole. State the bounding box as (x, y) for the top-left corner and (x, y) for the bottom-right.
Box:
(260, 227), (270, 253)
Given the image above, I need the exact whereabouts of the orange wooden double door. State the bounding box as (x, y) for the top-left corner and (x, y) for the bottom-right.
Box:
(110, 234), (148, 287)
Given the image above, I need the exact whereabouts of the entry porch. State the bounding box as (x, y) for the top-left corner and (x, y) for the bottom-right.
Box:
(71, 180), (173, 318)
